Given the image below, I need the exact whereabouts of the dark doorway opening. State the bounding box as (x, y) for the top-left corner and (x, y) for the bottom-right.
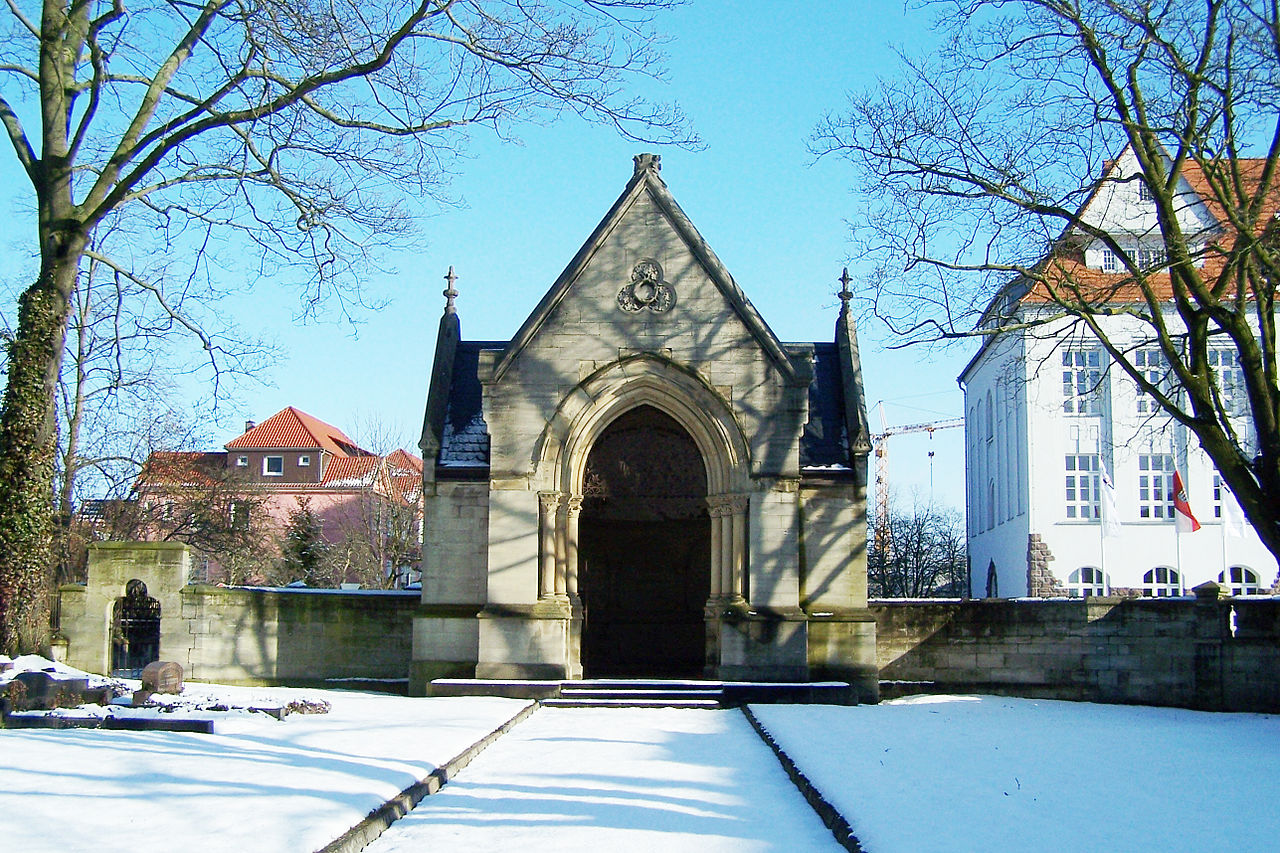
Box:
(111, 578), (160, 677)
(579, 405), (710, 677)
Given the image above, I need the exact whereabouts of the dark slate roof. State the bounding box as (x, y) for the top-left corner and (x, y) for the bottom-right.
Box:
(436, 340), (852, 474)
(799, 342), (851, 470)
(437, 341), (493, 472)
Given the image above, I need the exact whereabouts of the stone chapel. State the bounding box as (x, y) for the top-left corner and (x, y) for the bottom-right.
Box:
(414, 154), (877, 701)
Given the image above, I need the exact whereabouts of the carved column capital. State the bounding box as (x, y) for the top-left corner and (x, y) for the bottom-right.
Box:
(707, 493), (749, 516)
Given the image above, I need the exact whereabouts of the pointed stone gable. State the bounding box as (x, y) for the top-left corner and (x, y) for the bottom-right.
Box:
(493, 154), (799, 384)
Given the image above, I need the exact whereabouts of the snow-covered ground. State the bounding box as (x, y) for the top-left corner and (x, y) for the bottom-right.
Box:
(363, 706), (839, 852)
(0, 658), (530, 852)
(753, 695), (1280, 852)
(4, 655), (1278, 853)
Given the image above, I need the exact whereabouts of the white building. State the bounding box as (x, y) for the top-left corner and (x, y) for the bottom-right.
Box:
(960, 147), (1278, 598)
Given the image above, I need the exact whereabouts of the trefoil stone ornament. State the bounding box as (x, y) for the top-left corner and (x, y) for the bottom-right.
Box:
(617, 258), (675, 314)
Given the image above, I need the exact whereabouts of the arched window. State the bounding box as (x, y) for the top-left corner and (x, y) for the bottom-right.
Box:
(987, 480), (996, 530)
(1218, 566), (1262, 595)
(1142, 566), (1181, 597)
(1068, 566), (1107, 598)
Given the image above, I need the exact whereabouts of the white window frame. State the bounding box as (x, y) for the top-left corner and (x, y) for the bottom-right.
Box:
(1062, 349), (1104, 414)
(1068, 566), (1107, 597)
(1207, 348), (1246, 417)
(236, 455), (248, 467)
(263, 455), (284, 476)
(298, 455), (311, 467)
(1065, 454), (1100, 520)
(1138, 454), (1175, 519)
(1218, 566), (1262, 595)
(1137, 246), (1166, 269)
(1133, 348), (1168, 414)
(1142, 566), (1182, 597)
(1101, 249), (1118, 273)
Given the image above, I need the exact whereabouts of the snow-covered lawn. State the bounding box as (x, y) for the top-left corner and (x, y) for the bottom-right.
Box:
(752, 695), (1280, 853)
(363, 706), (839, 852)
(5, 654), (1279, 853)
(0, 659), (530, 853)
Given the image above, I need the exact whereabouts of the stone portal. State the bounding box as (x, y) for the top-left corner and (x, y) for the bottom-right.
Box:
(579, 406), (710, 677)
(414, 155), (877, 698)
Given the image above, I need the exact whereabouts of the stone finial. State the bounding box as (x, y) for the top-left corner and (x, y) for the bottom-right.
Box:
(838, 267), (853, 308)
(633, 153), (661, 176)
(443, 266), (458, 314)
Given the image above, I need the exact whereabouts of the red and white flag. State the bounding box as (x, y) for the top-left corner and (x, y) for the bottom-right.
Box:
(1173, 470), (1201, 533)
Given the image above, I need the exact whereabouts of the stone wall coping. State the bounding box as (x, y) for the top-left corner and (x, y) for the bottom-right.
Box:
(187, 585), (420, 598)
(87, 541), (191, 553)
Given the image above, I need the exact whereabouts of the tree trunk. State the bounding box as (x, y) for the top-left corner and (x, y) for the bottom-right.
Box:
(0, 245), (82, 655)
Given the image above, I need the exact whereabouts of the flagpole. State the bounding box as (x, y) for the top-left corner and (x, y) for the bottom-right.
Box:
(1175, 523), (1182, 585)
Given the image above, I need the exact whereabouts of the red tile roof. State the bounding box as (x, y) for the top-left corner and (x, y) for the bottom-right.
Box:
(1020, 157), (1280, 305)
(226, 407), (368, 456)
(386, 449), (424, 476)
(319, 456), (381, 488)
(136, 452), (226, 488)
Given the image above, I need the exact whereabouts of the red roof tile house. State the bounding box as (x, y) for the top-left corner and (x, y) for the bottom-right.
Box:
(132, 407), (423, 588)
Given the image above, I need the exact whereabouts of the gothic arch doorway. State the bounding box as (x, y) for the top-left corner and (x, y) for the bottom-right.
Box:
(578, 405), (710, 677)
(110, 579), (160, 678)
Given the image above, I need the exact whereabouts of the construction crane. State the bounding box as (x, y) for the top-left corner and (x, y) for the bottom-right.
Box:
(872, 403), (964, 552)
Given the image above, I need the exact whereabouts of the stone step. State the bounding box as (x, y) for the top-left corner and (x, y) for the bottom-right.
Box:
(541, 697), (722, 709)
(559, 688), (723, 700)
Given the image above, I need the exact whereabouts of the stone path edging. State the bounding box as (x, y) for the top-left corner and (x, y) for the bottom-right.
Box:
(740, 705), (864, 852)
(315, 700), (539, 853)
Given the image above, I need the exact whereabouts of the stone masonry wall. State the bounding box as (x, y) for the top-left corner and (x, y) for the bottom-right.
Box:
(59, 545), (418, 687)
(182, 587), (418, 686)
(873, 590), (1280, 712)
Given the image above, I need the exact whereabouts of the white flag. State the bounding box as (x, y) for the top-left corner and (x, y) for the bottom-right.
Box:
(1099, 459), (1121, 537)
(1222, 485), (1248, 538)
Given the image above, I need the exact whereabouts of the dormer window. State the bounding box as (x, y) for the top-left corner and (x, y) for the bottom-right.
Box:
(299, 455), (311, 467)
(1101, 250), (1118, 273)
(1137, 246), (1166, 269)
(263, 455), (284, 476)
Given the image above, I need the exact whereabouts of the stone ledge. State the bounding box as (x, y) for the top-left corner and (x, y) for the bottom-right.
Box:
(316, 700), (538, 853)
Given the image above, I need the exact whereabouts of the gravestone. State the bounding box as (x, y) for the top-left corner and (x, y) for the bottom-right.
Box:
(140, 660), (184, 694)
(8, 670), (89, 711)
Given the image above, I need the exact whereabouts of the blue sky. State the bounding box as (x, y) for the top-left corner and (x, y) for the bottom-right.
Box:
(1, 1), (970, 514)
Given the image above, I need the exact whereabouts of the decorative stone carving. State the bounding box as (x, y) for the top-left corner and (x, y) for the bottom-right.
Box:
(617, 259), (675, 314)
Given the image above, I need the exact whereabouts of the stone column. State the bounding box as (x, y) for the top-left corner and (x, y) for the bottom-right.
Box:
(728, 494), (749, 602)
(707, 494), (749, 601)
(537, 491), (561, 599)
(565, 495), (583, 599)
(707, 497), (724, 598)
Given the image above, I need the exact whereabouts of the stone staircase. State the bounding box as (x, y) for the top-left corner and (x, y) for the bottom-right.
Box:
(541, 680), (724, 709)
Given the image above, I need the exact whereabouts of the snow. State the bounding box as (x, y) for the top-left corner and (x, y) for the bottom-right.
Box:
(0, 658), (530, 852)
(362, 707), (840, 852)
(5, 655), (1279, 853)
(751, 695), (1280, 853)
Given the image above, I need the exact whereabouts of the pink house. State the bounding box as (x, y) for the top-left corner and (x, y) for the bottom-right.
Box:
(136, 407), (422, 587)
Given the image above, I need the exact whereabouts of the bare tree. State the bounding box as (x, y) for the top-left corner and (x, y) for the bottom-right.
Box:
(320, 456), (422, 589)
(0, 0), (693, 652)
(816, 0), (1280, 566)
(107, 449), (275, 584)
(49, 236), (273, 584)
(868, 493), (967, 598)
